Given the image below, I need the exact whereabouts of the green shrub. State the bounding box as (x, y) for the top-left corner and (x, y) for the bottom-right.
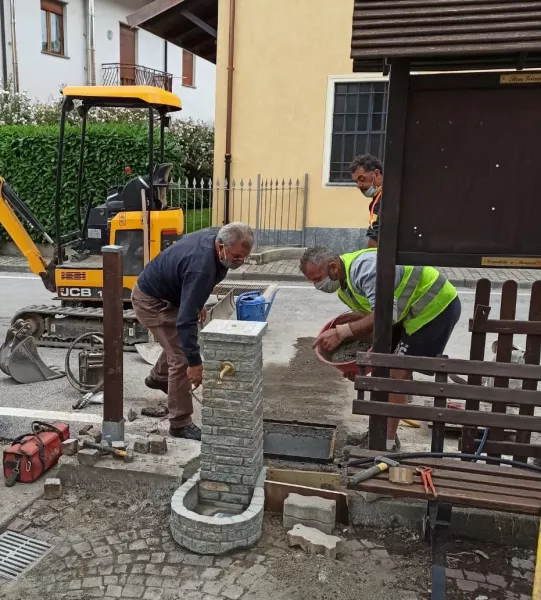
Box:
(0, 123), (184, 242)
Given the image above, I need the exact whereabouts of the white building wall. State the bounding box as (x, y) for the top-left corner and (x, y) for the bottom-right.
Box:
(1, 0), (215, 122)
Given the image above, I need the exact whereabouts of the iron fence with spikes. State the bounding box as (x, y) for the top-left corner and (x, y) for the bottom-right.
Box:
(167, 174), (308, 250)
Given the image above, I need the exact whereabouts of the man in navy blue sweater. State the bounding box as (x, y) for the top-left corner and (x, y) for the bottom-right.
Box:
(132, 223), (254, 440)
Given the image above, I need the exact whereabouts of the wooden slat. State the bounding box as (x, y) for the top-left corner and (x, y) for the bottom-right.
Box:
(356, 350), (541, 381)
(515, 281), (541, 462)
(469, 319), (541, 335)
(352, 399), (541, 432)
(346, 449), (541, 480)
(347, 476), (541, 515)
(350, 461), (541, 492)
(355, 376), (541, 406)
(474, 439), (541, 459)
(266, 469), (341, 489)
(462, 281), (491, 454)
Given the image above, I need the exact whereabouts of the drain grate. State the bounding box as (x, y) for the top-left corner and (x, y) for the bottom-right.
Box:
(0, 531), (51, 581)
(212, 283), (268, 297)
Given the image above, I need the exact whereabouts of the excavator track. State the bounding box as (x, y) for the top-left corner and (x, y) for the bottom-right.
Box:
(10, 305), (148, 352)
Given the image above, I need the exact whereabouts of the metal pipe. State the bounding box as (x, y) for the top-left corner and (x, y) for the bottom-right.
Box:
(87, 0), (96, 85)
(8, 0), (18, 92)
(101, 245), (125, 443)
(223, 0), (236, 224)
(163, 40), (168, 73)
(159, 116), (165, 164)
(148, 107), (154, 209)
(75, 111), (88, 232)
(0, 0), (8, 86)
(54, 102), (68, 264)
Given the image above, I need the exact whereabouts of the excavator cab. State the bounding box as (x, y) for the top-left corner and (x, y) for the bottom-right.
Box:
(0, 85), (184, 351)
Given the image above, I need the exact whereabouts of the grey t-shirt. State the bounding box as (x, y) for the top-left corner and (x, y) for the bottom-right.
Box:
(348, 252), (404, 321)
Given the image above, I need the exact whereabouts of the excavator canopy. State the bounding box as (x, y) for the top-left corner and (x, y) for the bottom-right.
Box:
(62, 85), (182, 113)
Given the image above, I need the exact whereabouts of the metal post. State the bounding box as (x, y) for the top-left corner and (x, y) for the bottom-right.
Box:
(254, 174), (261, 251)
(102, 245), (125, 442)
(300, 173), (308, 248)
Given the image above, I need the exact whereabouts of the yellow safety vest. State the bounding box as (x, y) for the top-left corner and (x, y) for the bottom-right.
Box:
(339, 249), (457, 335)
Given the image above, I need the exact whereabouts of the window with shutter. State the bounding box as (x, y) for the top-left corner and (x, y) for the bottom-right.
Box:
(182, 50), (195, 87)
(41, 0), (65, 56)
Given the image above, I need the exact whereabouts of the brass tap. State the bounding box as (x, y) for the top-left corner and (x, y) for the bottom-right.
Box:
(219, 361), (236, 381)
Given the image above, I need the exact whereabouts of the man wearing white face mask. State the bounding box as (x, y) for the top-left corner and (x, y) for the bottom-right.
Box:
(350, 155), (383, 248)
(301, 246), (460, 451)
(132, 223), (254, 440)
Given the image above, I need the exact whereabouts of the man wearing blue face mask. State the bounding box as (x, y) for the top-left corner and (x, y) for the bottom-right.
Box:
(350, 155), (383, 248)
(132, 223), (253, 440)
(301, 246), (460, 451)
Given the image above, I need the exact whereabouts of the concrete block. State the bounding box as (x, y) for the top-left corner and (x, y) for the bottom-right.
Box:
(134, 439), (150, 454)
(283, 515), (333, 535)
(284, 493), (336, 527)
(61, 439), (79, 456)
(77, 448), (100, 466)
(111, 441), (126, 451)
(149, 435), (167, 455)
(287, 524), (344, 559)
(44, 478), (62, 499)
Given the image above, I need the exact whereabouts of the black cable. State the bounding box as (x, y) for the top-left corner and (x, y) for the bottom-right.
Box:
(343, 451), (541, 474)
(65, 332), (104, 394)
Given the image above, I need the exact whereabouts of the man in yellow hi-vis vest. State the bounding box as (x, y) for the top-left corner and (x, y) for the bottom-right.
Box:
(301, 246), (460, 452)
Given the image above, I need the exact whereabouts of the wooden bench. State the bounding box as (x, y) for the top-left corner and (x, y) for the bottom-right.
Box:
(347, 280), (541, 600)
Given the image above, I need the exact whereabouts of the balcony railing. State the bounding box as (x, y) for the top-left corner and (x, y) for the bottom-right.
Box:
(101, 63), (173, 91)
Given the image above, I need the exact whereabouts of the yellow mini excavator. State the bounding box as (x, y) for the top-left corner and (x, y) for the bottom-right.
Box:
(0, 85), (184, 350)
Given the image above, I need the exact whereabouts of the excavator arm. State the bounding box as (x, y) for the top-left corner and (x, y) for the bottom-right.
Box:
(0, 177), (57, 292)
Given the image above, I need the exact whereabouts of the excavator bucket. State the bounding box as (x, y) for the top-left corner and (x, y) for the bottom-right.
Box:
(135, 291), (236, 366)
(0, 320), (64, 384)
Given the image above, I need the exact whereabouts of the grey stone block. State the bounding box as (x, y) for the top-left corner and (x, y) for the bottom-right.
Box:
(44, 478), (62, 499)
(287, 524), (344, 559)
(77, 448), (100, 466)
(283, 515), (333, 535)
(133, 439), (150, 454)
(148, 435), (167, 455)
(200, 320), (267, 343)
(61, 439), (78, 456)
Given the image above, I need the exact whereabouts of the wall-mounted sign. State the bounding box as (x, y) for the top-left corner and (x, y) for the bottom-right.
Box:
(481, 257), (541, 268)
(500, 73), (541, 85)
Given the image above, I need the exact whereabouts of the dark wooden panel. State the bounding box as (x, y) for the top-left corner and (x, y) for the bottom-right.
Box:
(355, 351), (541, 381)
(432, 363), (447, 452)
(398, 251), (541, 267)
(469, 319), (541, 335)
(352, 400), (541, 432)
(474, 439), (541, 459)
(355, 376), (541, 406)
(396, 85), (541, 257)
(347, 448), (541, 479)
(462, 280), (491, 454)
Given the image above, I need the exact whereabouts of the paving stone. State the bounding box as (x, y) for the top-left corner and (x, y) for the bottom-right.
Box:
(118, 554), (133, 564)
(145, 564), (162, 575)
(7, 518), (31, 532)
(129, 540), (148, 551)
(107, 535), (121, 545)
(146, 575), (164, 587)
(487, 574), (508, 588)
(131, 564), (146, 574)
(146, 537), (161, 547)
(446, 568), (464, 580)
(222, 585), (245, 600)
(182, 555), (213, 567)
(151, 552), (166, 564)
(95, 545), (113, 558)
(82, 576), (103, 588)
(62, 439), (79, 456)
(167, 552), (184, 564)
(52, 544), (71, 557)
(136, 553), (151, 562)
(140, 529), (155, 539)
(77, 448), (100, 466)
(201, 568), (222, 580)
(202, 581), (224, 595)
(127, 575), (146, 585)
(122, 585), (145, 598)
(283, 494), (336, 530)
(73, 541), (92, 555)
(161, 566), (178, 577)
(106, 586), (122, 598)
(456, 579), (478, 591)
(68, 580), (82, 590)
(465, 570), (486, 582)
(143, 589), (164, 600)
(104, 576), (119, 585)
(134, 439), (150, 454)
(287, 524), (344, 559)
(115, 565), (128, 574)
(100, 566), (114, 576)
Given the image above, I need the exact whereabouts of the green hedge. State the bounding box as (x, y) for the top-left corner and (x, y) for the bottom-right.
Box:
(0, 123), (184, 242)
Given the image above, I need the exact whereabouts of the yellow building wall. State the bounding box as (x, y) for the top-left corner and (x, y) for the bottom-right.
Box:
(213, 0), (370, 230)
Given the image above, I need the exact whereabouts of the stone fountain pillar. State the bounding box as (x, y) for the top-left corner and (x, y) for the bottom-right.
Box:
(170, 320), (268, 555)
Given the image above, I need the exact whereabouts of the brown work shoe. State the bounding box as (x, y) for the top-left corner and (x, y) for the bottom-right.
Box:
(145, 376), (168, 395)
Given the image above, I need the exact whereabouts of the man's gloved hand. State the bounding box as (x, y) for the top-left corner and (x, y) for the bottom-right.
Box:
(187, 364), (204, 388)
(313, 328), (342, 353)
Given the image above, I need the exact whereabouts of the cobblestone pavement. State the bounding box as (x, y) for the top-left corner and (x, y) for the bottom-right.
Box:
(0, 491), (535, 600)
(2, 254), (541, 288)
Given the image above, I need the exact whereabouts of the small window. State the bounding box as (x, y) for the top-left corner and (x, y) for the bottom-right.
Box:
(328, 81), (389, 183)
(182, 49), (195, 87)
(41, 0), (65, 56)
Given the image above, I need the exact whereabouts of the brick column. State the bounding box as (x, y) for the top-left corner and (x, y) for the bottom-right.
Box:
(199, 320), (267, 508)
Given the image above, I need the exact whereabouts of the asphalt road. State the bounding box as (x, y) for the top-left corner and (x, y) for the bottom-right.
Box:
(0, 271), (533, 440)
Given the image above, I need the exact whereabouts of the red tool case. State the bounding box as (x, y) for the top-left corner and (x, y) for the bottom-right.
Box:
(3, 421), (69, 486)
